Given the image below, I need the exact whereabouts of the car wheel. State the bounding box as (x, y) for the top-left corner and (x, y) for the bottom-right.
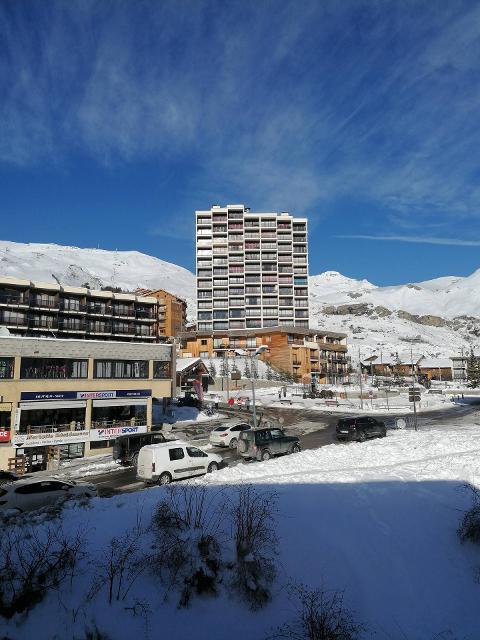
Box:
(237, 439), (248, 453)
(261, 449), (271, 461)
(208, 462), (219, 473)
(131, 453), (139, 467)
(291, 444), (301, 454)
(158, 472), (172, 485)
(357, 431), (366, 442)
(380, 429), (387, 438)
(229, 437), (238, 449)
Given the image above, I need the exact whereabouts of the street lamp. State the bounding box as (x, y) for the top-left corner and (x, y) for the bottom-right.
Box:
(235, 345), (268, 427)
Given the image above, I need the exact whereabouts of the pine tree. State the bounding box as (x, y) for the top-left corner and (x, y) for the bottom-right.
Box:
(244, 359), (251, 379)
(220, 356), (229, 378)
(208, 359), (217, 378)
(266, 366), (273, 381)
(466, 350), (480, 388)
(252, 360), (259, 379)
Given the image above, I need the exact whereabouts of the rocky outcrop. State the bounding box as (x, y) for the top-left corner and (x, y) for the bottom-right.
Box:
(397, 311), (449, 327)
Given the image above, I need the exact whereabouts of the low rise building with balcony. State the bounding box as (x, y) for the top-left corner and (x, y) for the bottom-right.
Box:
(0, 277), (158, 342)
(136, 288), (187, 337)
(0, 335), (175, 473)
(178, 327), (348, 383)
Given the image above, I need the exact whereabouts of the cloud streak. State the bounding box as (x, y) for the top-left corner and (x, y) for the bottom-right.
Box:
(2, 1), (480, 226)
(334, 235), (480, 247)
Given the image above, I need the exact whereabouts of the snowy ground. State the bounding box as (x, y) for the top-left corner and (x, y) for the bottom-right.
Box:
(216, 384), (460, 415)
(3, 412), (480, 639)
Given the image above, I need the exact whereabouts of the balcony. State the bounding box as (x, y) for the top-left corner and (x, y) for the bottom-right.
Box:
(91, 418), (147, 430)
(88, 304), (113, 316)
(20, 423), (86, 435)
(135, 308), (156, 321)
(88, 323), (112, 334)
(58, 321), (87, 333)
(29, 318), (59, 331)
(30, 297), (58, 310)
(0, 291), (29, 307)
(59, 301), (87, 314)
(1, 314), (28, 328)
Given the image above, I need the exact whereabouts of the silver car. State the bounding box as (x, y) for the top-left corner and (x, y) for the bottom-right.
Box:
(0, 477), (97, 513)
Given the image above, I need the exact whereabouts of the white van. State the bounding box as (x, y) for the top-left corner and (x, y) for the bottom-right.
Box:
(136, 441), (224, 485)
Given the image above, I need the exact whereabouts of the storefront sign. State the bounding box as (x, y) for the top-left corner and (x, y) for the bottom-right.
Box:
(89, 425), (148, 441)
(21, 389), (152, 401)
(0, 430), (10, 442)
(12, 430), (89, 448)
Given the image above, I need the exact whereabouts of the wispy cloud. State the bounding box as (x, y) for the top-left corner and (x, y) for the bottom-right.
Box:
(2, 1), (480, 226)
(334, 235), (480, 247)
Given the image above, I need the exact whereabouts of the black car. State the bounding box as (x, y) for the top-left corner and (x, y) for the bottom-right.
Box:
(336, 417), (387, 442)
(237, 428), (301, 461)
(113, 432), (172, 466)
(0, 470), (23, 485)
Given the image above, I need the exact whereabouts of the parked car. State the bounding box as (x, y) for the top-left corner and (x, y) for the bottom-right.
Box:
(0, 477), (97, 513)
(209, 423), (251, 448)
(136, 442), (225, 485)
(336, 417), (387, 442)
(0, 470), (24, 485)
(113, 431), (174, 466)
(237, 428), (301, 461)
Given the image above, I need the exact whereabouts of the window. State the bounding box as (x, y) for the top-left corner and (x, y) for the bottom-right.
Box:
(95, 360), (148, 379)
(153, 361), (171, 379)
(169, 447), (185, 461)
(186, 446), (208, 458)
(21, 358), (88, 379)
(270, 429), (283, 439)
(0, 357), (14, 379)
(200, 351), (209, 358)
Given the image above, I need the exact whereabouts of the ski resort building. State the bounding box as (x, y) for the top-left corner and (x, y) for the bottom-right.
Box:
(136, 288), (187, 337)
(0, 277), (159, 342)
(195, 204), (309, 331)
(0, 335), (175, 473)
(178, 327), (349, 383)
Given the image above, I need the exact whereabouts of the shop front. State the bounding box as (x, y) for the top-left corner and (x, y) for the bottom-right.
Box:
(89, 393), (149, 451)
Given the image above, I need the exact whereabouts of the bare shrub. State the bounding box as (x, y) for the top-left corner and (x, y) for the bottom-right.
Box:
(230, 485), (278, 609)
(150, 484), (226, 607)
(458, 484), (480, 545)
(268, 583), (365, 640)
(88, 520), (149, 605)
(0, 523), (85, 619)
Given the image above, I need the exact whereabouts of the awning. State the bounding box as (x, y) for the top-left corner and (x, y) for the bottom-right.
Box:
(20, 401), (87, 410)
(92, 399), (148, 407)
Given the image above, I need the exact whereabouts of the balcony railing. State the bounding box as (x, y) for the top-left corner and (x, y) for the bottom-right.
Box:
(91, 419), (147, 430)
(21, 423), (86, 435)
(88, 304), (113, 315)
(0, 293), (29, 306)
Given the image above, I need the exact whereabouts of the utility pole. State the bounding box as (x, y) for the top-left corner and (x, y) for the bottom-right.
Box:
(358, 347), (364, 410)
(411, 346), (418, 431)
(226, 353), (230, 402)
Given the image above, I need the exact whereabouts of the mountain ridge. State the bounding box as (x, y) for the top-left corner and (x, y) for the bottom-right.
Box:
(0, 239), (478, 358)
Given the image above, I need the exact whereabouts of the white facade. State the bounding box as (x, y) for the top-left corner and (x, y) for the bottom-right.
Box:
(195, 204), (309, 331)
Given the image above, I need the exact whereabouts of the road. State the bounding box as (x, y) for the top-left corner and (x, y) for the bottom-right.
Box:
(86, 401), (480, 497)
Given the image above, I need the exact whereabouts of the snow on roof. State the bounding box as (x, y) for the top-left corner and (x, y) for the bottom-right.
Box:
(176, 357), (203, 372)
(419, 358), (452, 369)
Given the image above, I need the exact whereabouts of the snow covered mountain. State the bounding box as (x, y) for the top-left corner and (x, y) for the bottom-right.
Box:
(0, 240), (196, 311)
(0, 240), (478, 358)
(309, 270), (480, 358)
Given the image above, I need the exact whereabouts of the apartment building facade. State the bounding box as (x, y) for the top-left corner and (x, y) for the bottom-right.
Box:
(179, 327), (349, 384)
(0, 336), (175, 473)
(0, 277), (158, 342)
(196, 204), (309, 332)
(136, 288), (187, 337)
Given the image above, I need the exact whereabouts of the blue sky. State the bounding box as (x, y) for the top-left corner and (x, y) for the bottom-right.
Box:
(2, 0), (480, 285)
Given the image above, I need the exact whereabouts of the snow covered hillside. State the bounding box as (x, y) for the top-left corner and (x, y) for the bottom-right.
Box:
(0, 240), (196, 311)
(309, 270), (480, 358)
(1, 239), (479, 357)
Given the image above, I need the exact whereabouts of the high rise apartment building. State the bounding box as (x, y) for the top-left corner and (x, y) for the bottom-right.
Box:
(196, 204), (309, 331)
